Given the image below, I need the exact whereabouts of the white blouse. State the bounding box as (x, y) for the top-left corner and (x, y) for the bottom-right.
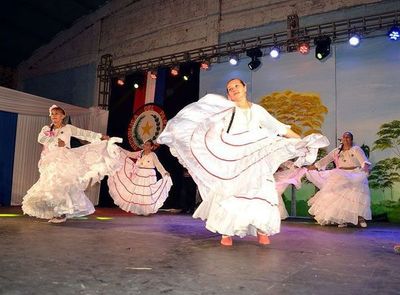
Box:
(126, 151), (168, 175)
(315, 145), (371, 170)
(38, 124), (101, 150)
(225, 103), (290, 135)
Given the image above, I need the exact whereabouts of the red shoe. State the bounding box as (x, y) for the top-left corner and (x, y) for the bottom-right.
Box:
(257, 232), (270, 245)
(220, 235), (233, 246)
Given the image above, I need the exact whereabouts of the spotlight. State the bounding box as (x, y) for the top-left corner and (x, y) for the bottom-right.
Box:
(183, 75), (189, 81)
(298, 41), (310, 54)
(314, 36), (331, 60)
(388, 25), (400, 41)
(200, 60), (210, 70)
(229, 54), (239, 66)
(349, 33), (360, 46)
(150, 69), (157, 79)
(117, 77), (125, 86)
(269, 47), (280, 59)
(133, 83), (139, 89)
(246, 48), (262, 70)
(170, 65), (179, 76)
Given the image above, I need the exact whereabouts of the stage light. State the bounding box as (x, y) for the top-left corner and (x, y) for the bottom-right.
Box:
(170, 65), (179, 76)
(200, 60), (210, 70)
(349, 33), (360, 46)
(246, 48), (262, 70)
(150, 69), (157, 79)
(229, 54), (239, 66)
(183, 75), (189, 81)
(314, 36), (331, 60)
(388, 25), (400, 41)
(269, 47), (280, 58)
(117, 77), (125, 86)
(298, 41), (310, 54)
(133, 83), (139, 89)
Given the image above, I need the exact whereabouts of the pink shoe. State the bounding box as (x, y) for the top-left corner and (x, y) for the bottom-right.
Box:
(257, 232), (270, 245)
(220, 235), (233, 246)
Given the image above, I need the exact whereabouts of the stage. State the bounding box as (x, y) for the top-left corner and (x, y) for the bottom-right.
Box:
(0, 207), (399, 295)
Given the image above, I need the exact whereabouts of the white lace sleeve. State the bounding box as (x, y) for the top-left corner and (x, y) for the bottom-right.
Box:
(37, 126), (57, 146)
(69, 125), (101, 142)
(152, 153), (167, 175)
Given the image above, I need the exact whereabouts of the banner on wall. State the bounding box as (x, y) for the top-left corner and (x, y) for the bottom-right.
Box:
(127, 103), (167, 151)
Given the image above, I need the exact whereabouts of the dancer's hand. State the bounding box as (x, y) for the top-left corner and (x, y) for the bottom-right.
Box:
(307, 164), (317, 170)
(101, 135), (110, 140)
(58, 138), (65, 147)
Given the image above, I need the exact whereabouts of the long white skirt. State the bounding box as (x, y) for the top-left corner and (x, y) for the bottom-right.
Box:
(158, 94), (329, 237)
(107, 149), (173, 215)
(306, 168), (372, 225)
(274, 165), (307, 219)
(22, 138), (122, 219)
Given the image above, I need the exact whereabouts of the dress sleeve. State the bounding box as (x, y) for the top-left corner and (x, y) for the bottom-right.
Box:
(353, 146), (371, 168)
(69, 125), (102, 142)
(257, 105), (291, 136)
(152, 152), (168, 175)
(37, 125), (57, 146)
(315, 149), (336, 170)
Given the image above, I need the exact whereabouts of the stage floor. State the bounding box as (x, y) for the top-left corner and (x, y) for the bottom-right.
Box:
(0, 207), (399, 295)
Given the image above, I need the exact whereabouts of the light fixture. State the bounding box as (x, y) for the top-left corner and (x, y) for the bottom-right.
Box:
(170, 65), (179, 76)
(117, 77), (125, 86)
(349, 33), (361, 46)
(298, 41), (310, 54)
(269, 47), (280, 58)
(388, 25), (400, 41)
(229, 54), (239, 66)
(246, 48), (262, 70)
(150, 69), (157, 79)
(183, 75), (189, 81)
(133, 82), (139, 89)
(200, 59), (210, 70)
(314, 36), (331, 60)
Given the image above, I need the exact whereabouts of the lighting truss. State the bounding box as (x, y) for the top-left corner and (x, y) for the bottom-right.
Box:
(98, 10), (399, 107)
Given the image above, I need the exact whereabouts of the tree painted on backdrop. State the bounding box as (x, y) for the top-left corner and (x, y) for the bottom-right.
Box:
(259, 90), (328, 137)
(369, 120), (400, 200)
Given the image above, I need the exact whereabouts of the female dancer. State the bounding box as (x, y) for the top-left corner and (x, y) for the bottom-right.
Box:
(22, 105), (121, 223)
(157, 78), (328, 246)
(306, 132), (371, 227)
(107, 140), (172, 215)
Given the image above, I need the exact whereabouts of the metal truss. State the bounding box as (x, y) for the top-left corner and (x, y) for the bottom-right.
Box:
(97, 10), (399, 107)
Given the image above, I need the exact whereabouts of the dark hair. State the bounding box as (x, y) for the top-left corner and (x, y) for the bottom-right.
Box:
(226, 78), (246, 93)
(343, 131), (353, 141)
(338, 131), (354, 155)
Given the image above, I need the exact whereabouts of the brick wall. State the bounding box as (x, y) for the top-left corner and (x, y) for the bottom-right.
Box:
(17, 0), (394, 105)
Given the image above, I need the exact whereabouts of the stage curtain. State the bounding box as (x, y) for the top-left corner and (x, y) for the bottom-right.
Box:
(0, 110), (17, 206)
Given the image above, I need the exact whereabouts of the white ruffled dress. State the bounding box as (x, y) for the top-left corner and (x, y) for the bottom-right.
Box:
(306, 146), (372, 225)
(274, 162), (307, 219)
(107, 149), (173, 215)
(157, 94), (329, 237)
(22, 124), (122, 219)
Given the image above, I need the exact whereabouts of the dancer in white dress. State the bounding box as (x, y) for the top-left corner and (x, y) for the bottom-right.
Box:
(22, 105), (121, 223)
(274, 161), (307, 219)
(306, 132), (371, 227)
(157, 78), (329, 246)
(108, 140), (173, 215)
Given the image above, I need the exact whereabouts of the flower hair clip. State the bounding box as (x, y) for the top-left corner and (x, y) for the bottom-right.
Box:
(49, 104), (58, 116)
